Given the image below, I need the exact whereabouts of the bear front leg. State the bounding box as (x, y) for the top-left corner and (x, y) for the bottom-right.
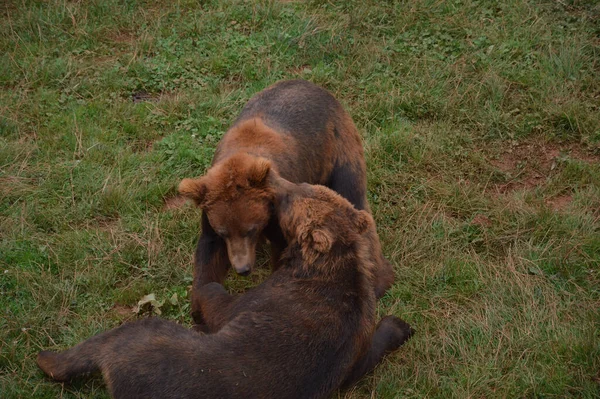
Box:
(191, 282), (237, 333)
(329, 161), (396, 298)
(373, 257), (395, 299)
(268, 236), (287, 271)
(263, 216), (287, 271)
(191, 212), (231, 324)
(363, 218), (395, 299)
(340, 316), (414, 390)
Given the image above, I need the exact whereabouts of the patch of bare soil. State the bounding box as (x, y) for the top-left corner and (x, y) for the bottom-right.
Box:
(289, 65), (312, 75)
(545, 194), (573, 211)
(471, 214), (492, 228)
(132, 90), (159, 103)
(489, 139), (599, 194)
(111, 304), (135, 321)
(2, 2), (17, 17)
(109, 30), (136, 44)
(163, 195), (188, 211)
(134, 140), (154, 153)
(92, 55), (120, 64)
(92, 216), (120, 232)
(131, 90), (181, 104)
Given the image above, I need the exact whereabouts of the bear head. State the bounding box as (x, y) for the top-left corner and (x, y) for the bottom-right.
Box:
(271, 175), (373, 268)
(179, 153), (275, 275)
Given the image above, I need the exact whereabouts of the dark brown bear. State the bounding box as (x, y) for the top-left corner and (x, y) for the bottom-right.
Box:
(37, 176), (413, 399)
(179, 79), (394, 322)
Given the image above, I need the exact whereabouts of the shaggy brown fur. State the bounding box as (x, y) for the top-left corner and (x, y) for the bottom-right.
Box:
(37, 178), (413, 399)
(179, 79), (394, 323)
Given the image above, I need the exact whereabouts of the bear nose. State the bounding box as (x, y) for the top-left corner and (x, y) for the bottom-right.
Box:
(235, 264), (251, 276)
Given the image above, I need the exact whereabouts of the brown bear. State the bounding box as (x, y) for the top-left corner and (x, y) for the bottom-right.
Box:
(37, 176), (413, 399)
(179, 79), (394, 322)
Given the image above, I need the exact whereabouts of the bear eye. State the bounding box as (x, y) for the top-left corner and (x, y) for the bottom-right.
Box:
(216, 229), (229, 238)
(244, 227), (258, 238)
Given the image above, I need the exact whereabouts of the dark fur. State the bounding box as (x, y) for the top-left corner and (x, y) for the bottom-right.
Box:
(37, 180), (413, 399)
(179, 80), (394, 323)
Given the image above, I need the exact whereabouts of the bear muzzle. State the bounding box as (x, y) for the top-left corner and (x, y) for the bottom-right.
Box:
(225, 238), (256, 276)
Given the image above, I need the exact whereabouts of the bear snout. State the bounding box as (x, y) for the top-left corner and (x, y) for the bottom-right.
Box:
(234, 264), (251, 276)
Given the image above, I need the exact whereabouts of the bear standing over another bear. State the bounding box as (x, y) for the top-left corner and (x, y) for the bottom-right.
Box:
(179, 80), (395, 324)
(37, 177), (413, 399)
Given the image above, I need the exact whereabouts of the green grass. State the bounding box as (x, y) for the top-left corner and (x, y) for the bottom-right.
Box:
(1, 0), (599, 397)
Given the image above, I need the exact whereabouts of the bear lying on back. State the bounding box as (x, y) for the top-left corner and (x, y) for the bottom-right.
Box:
(178, 80), (394, 323)
(37, 174), (413, 399)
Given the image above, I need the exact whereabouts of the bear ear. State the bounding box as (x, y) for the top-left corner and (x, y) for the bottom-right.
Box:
(178, 177), (208, 206)
(248, 158), (271, 187)
(310, 229), (333, 253)
(354, 210), (372, 234)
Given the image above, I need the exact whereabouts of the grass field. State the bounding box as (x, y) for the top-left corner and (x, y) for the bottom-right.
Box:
(1, 0), (599, 397)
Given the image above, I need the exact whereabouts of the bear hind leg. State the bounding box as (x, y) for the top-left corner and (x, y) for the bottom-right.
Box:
(37, 346), (100, 382)
(328, 161), (368, 211)
(341, 316), (414, 389)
